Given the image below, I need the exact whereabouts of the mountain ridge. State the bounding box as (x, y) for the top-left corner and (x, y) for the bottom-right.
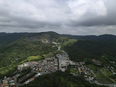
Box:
(62, 34), (116, 40)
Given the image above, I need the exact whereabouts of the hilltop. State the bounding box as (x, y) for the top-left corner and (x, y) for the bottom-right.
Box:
(0, 31), (67, 48)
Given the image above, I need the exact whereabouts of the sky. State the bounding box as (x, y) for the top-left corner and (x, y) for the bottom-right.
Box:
(0, 0), (116, 35)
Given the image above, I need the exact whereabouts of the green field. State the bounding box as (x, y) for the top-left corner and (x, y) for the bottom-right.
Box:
(100, 68), (112, 77)
(87, 64), (112, 77)
(97, 78), (113, 84)
(87, 64), (115, 84)
(21, 55), (42, 63)
(70, 68), (78, 74)
(87, 64), (98, 71)
(63, 39), (77, 47)
(43, 52), (54, 58)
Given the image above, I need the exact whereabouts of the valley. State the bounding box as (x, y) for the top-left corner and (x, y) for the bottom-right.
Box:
(0, 32), (116, 87)
(1, 50), (116, 87)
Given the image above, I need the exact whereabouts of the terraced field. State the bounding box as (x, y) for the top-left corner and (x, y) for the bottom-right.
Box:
(87, 64), (115, 84)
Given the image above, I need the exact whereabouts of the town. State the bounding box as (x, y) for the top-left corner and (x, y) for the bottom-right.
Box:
(0, 52), (116, 87)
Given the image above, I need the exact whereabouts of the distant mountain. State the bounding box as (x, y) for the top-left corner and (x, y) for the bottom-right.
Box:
(62, 34), (116, 40)
(0, 31), (68, 48)
(0, 33), (28, 48)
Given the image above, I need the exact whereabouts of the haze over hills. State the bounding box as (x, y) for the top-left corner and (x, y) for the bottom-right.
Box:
(0, 32), (116, 49)
(62, 34), (116, 40)
(0, 31), (65, 48)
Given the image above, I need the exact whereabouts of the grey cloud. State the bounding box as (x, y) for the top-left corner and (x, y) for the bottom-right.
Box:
(68, 8), (116, 27)
(0, 0), (116, 35)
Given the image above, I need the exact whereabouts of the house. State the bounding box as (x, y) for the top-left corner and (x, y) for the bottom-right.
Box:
(25, 81), (29, 84)
(9, 79), (15, 86)
(10, 83), (15, 86)
(9, 80), (14, 83)
(39, 68), (41, 71)
(2, 83), (9, 87)
(114, 84), (116, 87)
(28, 78), (35, 82)
(78, 68), (82, 74)
(2, 80), (8, 84)
(55, 63), (58, 67)
(92, 59), (96, 61)
(35, 73), (41, 77)
(46, 57), (55, 61)
(113, 72), (116, 75)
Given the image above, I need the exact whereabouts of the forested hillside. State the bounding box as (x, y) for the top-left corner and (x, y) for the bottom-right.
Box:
(0, 32), (115, 87)
(0, 33), (28, 48)
(0, 31), (69, 75)
(63, 40), (116, 62)
(21, 71), (108, 87)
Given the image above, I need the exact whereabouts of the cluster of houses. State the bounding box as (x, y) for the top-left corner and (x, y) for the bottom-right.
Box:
(92, 59), (101, 65)
(103, 61), (116, 75)
(1, 77), (15, 87)
(18, 57), (58, 74)
(25, 78), (35, 84)
(2, 52), (115, 87)
(106, 66), (116, 75)
(18, 61), (38, 72)
(33, 57), (58, 74)
(79, 65), (96, 82)
(92, 59), (116, 75)
(109, 61), (116, 75)
(17, 57), (58, 85)
(56, 53), (96, 83)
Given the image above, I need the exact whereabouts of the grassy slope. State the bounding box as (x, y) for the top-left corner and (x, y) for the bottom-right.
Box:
(21, 55), (42, 63)
(43, 52), (54, 58)
(87, 64), (114, 84)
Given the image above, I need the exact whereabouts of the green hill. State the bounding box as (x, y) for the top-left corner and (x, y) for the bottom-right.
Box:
(0, 31), (69, 75)
(63, 40), (116, 63)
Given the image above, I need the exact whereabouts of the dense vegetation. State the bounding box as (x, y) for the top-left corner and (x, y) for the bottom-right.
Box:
(63, 39), (116, 84)
(0, 31), (70, 75)
(63, 40), (116, 62)
(21, 71), (107, 87)
(0, 32), (116, 86)
(0, 33), (28, 48)
(0, 39), (57, 74)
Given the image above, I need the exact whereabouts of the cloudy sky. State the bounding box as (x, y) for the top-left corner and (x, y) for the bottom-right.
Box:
(0, 0), (116, 35)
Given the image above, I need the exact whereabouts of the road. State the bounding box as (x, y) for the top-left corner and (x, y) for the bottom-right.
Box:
(94, 81), (116, 87)
(0, 79), (2, 87)
(13, 75), (21, 87)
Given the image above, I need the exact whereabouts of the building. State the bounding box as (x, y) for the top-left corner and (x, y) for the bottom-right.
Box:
(2, 83), (9, 87)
